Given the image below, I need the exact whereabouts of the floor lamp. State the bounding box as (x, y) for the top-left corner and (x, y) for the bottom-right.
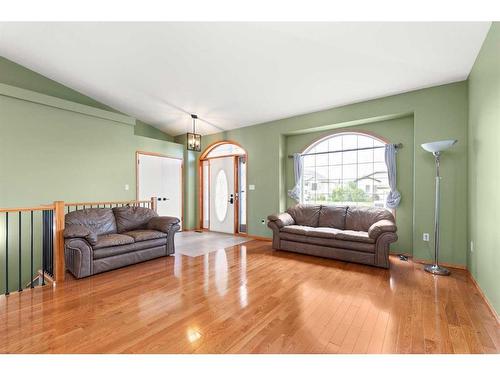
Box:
(421, 139), (457, 276)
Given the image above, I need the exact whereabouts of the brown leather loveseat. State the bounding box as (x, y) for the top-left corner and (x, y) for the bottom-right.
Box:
(268, 204), (397, 268)
(63, 206), (180, 278)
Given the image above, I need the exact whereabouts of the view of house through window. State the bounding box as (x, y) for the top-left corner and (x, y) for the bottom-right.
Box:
(301, 132), (389, 208)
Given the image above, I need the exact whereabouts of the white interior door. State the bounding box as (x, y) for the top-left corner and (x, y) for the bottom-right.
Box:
(209, 156), (235, 233)
(138, 154), (182, 229)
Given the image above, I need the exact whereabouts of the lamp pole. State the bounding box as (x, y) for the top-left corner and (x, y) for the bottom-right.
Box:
(424, 151), (450, 276)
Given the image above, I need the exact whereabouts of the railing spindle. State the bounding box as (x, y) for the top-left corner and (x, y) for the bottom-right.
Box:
(51, 209), (54, 276)
(42, 211), (46, 286)
(49, 210), (52, 276)
(5, 212), (9, 295)
(18, 211), (22, 292)
(30, 210), (34, 288)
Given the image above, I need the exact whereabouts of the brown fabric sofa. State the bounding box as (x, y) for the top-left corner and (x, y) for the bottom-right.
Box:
(63, 206), (180, 278)
(268, 204), (397, 268)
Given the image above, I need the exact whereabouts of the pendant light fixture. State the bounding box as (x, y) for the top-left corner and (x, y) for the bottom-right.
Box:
(187, 114), (202, 152)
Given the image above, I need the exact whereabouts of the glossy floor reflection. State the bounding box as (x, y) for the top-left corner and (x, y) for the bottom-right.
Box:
(0, 240), (498, 353)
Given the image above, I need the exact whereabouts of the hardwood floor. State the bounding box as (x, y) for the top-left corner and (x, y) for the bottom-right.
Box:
(0, 240), (498, 354)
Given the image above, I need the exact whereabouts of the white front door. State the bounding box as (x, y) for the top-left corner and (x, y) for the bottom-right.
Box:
(137, 153), (182, 228)
(209, 156), (235, 234)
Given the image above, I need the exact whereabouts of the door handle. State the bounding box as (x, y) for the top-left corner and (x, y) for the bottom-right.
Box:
(163, 198), (169, 201)
(228, 197), (234, 204)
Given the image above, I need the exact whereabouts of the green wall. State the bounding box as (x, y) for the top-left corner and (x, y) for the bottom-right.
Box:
(468, 22), (500, 313)
(135, 120), (174, 142)
(285, 116), (414, 255)
(0, 56), (173, 142)
(0, 56), (117, 112)
(0, 94), (183, 207)
(174, 134), (198, 230)
(187, 81), (468, 267)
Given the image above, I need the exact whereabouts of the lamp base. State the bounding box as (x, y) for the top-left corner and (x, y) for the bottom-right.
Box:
(424, 264), (450, 276)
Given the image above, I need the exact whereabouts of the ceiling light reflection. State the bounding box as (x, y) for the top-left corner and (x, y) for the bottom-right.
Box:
(187, 328), (201, 343)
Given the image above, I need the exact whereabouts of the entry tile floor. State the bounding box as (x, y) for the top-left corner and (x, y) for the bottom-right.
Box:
(175, 231), (252, 257)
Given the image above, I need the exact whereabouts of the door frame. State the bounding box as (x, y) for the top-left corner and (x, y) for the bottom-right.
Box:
(198, 141), (248, 234)
(135, 151), (184, 229)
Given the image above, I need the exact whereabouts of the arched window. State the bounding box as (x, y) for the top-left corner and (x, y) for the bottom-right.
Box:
(204, 143), (245, 158)
(301, 132), (389, 208)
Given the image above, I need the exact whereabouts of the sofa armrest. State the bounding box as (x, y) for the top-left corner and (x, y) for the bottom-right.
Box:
(374, 231), (398, 268)
(147, 216), (180, 233)
(64, 224), (97, 246)
(267, 212), (295, 228)
(65, 238), (93, 278)
(368, 220), (397, 240)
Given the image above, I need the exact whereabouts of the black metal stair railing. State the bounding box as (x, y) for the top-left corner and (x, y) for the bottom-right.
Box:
(42, 210), (54, 279)
(1, 206), (55, 296)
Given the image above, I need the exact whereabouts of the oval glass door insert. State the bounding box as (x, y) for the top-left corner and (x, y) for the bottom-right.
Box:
(215, 169), (229, 222)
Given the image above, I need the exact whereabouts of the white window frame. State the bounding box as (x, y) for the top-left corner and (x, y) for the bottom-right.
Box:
(300, 132), (389, 208)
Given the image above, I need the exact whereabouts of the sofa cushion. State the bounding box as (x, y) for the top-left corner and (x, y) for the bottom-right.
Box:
(281, 225), (341, 238)
(335, 230), (375, 244)
(345, 206), (395, 232)
(318, 205), (347, 229)
(93, 238), (167, 259)
(65, 208), (117, 236)
(279, 232), (375, 253)
(124, 229), (167, 242)
(280, 225), (310, 236)
(93, 233), (135, 250)
(286, 204), (321, 227)
(113, 206), (158, 233)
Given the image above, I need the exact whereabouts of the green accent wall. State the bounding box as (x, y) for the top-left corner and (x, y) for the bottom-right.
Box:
(188, 81), (468, 267)
(135, 120), (174, 142)
(0, 56), (173, 142)
(0, 56), (117, 112)
(468, 22), (500, 313)
(285, 116), (414, 255)
(0, 93), (183, 207)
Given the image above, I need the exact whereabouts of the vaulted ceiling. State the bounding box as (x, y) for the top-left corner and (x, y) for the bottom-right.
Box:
(0, 22), (491, 135)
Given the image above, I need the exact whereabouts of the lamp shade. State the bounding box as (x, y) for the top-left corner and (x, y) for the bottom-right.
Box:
(421, 140), (457, 153)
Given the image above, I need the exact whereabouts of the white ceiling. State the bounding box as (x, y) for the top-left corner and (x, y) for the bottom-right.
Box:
(0, 22), (491, 136)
